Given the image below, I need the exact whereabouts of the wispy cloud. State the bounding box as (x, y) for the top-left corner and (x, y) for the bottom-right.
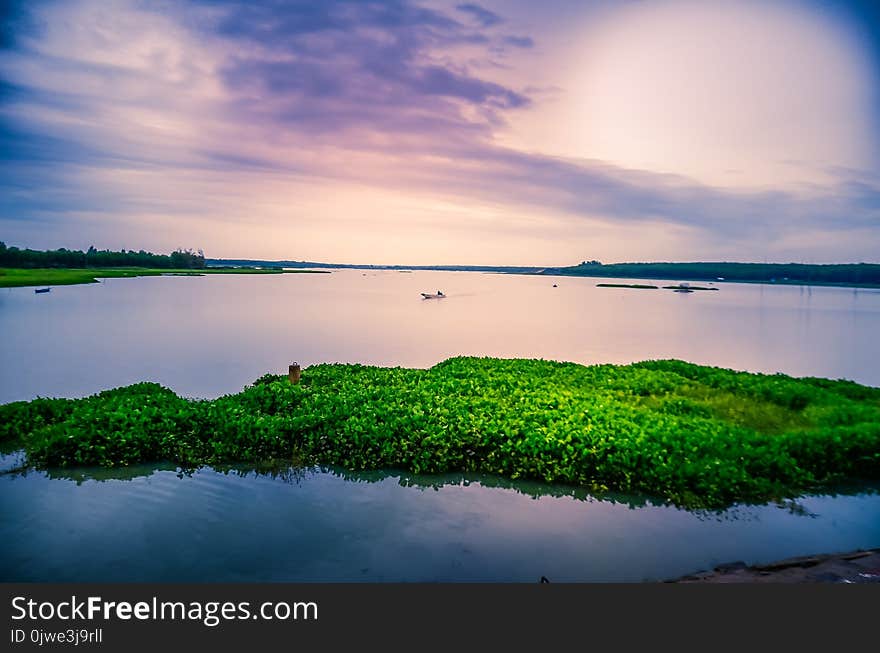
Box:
(455, 3), (503, 28)
(502, 35), (534, 49)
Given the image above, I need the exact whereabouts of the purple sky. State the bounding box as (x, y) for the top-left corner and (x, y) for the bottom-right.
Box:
(1, 0), (879, 264)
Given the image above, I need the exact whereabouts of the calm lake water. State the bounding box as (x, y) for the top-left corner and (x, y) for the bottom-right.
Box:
(2, 271), (879, 581)
(1, 270), (879, 404)
(1, 453), (878, 582)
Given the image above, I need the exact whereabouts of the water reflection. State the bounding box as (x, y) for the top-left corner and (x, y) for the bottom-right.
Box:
(4, 451), (878, 520)
(3, 456), (879, 582)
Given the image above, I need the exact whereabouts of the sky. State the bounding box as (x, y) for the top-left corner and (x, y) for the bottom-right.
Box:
(1, 0), (879, 265)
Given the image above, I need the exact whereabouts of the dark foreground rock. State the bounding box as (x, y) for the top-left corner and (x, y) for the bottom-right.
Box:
(670, 548), (880, 583)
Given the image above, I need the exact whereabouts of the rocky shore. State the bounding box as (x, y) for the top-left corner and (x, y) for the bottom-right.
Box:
(670, 548), (880, 583)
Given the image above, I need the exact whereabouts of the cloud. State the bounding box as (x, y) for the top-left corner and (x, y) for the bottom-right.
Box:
(179, 0), (531, 136)
(0, 0), (35, 50)
(0, 0), (877, 262)
(455, 3), (503, 28)
(502, 35), (534, 49)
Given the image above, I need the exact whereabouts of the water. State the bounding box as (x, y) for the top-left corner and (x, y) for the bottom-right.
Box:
(1, 270), (879, 405)
(1, 457), (878, 582)
(2, 271), (879, 581)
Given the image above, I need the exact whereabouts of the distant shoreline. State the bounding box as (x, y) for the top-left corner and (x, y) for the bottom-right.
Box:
(210, 258), (880, 290)
(2, 260), (878, 290)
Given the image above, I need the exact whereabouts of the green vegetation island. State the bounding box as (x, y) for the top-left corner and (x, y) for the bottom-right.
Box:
(595, 283), (717, 291)
(0, 243), (327, 287)
(597, 283), (659, 289)
(3, 357), (878, 510)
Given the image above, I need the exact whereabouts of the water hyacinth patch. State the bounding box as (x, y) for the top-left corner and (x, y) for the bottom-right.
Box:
(1, 357), (878, 509)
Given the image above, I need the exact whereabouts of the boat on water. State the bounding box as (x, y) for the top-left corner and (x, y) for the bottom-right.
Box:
(421, 291), (445, 299)
(672, 282), (693, 293)
(34, 287), (51, 294)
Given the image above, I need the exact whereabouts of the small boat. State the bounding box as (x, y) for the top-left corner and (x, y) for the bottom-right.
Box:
(34, 287), (51, 294)
(420, 291), (445, 299)
(672, 282), (693, 293)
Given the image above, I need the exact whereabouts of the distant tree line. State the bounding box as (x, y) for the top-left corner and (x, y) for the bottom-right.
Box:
(0, 242), (206, 269)
(553, 261), (880, 285)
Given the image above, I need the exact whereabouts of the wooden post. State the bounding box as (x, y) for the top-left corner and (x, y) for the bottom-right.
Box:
(288, 363), (301, 384)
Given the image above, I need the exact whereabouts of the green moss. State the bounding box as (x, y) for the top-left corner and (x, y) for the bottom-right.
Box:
(2, 357), (879, 509)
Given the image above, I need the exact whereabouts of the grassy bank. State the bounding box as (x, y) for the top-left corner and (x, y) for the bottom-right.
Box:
(2, 357), (878, 508)
(0, 267), (328, 288)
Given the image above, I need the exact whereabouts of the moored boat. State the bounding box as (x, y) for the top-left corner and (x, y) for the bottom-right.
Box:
(672, 282), (693, 293)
